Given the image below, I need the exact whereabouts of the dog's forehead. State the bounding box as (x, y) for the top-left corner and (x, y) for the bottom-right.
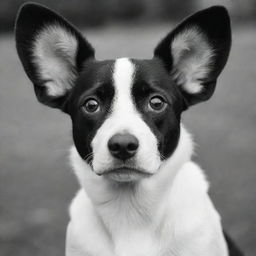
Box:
(112, 57), (172, 88)
(79, 59), (115, 85)
(131, 58), (170, 81)
(131, 58), (177, 97)
(76, 57), (172, 95)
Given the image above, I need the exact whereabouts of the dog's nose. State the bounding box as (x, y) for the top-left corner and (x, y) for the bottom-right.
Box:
(108, 133), (139, 161)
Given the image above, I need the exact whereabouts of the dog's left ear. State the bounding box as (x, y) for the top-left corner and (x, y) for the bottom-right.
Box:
(15, 3), (95, 111)
(154, 6), (231, 108)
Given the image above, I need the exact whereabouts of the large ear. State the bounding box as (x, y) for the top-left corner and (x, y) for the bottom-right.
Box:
(154, 6), (231, 108)
(15, 3), (95, 111)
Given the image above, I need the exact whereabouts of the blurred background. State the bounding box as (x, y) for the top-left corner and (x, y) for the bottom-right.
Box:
(0, 0), (255, 255)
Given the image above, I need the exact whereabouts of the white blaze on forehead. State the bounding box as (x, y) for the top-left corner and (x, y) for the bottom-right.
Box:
(91, 58), (161, 174)
(112, 58), (135, 118)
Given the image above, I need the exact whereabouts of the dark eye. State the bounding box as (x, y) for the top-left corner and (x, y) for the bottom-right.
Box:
(148, 96), (167, 112)
(82, 98), (100, 114)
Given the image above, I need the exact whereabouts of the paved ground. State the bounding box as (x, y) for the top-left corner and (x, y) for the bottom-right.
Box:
(0, 24), (255, 256)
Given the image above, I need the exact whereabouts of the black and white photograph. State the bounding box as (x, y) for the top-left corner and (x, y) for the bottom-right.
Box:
(0, 0), (255, 255)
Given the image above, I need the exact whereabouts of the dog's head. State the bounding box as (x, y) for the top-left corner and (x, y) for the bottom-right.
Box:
(15, 4), (231, 183)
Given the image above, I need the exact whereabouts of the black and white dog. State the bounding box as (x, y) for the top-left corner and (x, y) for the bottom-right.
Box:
(15, 3), (244, 256)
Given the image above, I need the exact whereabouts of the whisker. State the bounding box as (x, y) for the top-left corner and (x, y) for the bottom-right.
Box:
(160, 153), (166, 161)
(83, 152), (94, 162)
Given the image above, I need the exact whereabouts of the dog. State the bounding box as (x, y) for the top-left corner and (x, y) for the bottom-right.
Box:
(15, 3), (244, 256)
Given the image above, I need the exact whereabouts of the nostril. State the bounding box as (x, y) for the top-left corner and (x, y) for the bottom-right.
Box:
(127, 142), (138, 152)
(109, 142), (120, 152)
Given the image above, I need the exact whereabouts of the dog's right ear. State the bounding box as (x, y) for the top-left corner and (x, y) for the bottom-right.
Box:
(15, 3), (95, 111)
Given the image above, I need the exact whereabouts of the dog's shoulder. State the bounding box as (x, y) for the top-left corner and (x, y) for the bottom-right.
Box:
(163, 161), (228, 255)
(167, 161), (210, 215)
(173, 161), (209, 195)
(168, 161), (217, 228)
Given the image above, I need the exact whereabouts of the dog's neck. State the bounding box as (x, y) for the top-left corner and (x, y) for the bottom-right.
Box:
(70, 125), (194, 236)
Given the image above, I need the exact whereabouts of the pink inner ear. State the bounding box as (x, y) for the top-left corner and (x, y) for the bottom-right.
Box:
(171, 26), (214, 94)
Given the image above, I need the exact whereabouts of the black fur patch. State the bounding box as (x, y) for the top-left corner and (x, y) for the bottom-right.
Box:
(131, 58), (184, 159)
(66, 60), (115, 160)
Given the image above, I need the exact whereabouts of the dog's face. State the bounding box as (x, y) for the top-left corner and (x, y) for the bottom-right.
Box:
(15, 4), (231, 182)
(68, 58), (183, 181)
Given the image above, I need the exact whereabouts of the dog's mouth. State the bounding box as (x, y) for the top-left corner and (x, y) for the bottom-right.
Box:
(99, 166), (152, 182)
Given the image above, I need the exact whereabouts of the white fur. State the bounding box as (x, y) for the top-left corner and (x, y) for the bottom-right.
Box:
(92, 58), (161, 176)
(67, 126), (228, 256)
(171, 27), (214, 94)
(32, 24), (78, 96)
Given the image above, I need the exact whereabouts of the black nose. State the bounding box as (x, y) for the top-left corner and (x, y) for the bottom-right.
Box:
(108, 133), (139, 161)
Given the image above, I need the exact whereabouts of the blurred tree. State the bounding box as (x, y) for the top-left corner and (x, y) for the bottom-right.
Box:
(110, 0), (145, 20)
(197, 0), (256, 21)
(160, 0), (196, 20)
(55, 0), (108, 26)
(0, 0), (255, 32)
(0, 0), (108, 32)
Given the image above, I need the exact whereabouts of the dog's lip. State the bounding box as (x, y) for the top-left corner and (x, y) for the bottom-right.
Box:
(100, 166), (151, 177)
(98, 166), (153, 182)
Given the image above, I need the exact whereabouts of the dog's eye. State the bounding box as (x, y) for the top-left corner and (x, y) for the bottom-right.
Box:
(148, 96), (167, 112)
(82, 98), (100, 114)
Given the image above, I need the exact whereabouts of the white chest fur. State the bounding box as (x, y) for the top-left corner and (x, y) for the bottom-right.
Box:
(66, 163), (228, 256)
